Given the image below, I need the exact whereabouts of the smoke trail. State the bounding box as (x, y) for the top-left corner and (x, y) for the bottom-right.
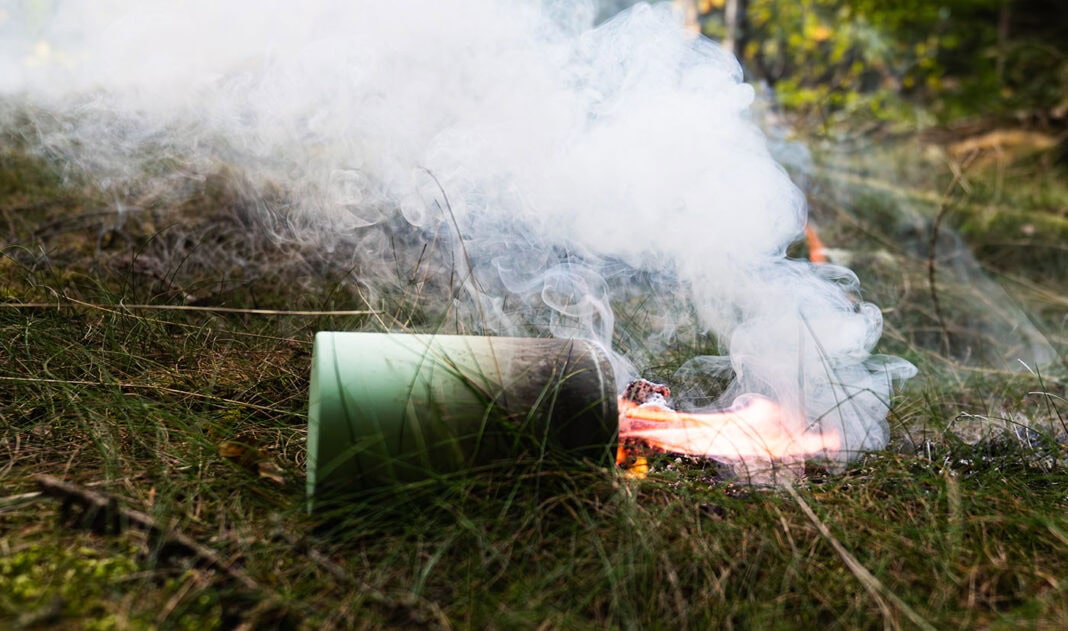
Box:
(1, 0), (915, 466)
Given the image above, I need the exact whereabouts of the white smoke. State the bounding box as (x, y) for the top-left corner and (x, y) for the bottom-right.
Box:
(0, 0), (916, 464)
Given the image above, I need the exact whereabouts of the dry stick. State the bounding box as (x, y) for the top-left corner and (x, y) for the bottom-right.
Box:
(784, 484), (936, 631)
(33, 474), (261, 593)
(1, 479), (143, 510)
(926, 151), (978, 357)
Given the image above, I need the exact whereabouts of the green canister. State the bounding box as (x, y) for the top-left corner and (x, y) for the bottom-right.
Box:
(307, 333), (618, 506)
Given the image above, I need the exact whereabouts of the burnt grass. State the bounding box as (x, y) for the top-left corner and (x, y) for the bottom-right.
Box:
(2, 134), (1068, 629)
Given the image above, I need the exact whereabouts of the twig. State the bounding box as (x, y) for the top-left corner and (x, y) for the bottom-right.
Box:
(33, 474), (260, 592)
(926, 151), (977, 357)
(785, 484), (936, 631)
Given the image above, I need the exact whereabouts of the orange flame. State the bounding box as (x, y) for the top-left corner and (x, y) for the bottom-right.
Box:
(804, 222), (828, 264)
(618, 394), (840, 468)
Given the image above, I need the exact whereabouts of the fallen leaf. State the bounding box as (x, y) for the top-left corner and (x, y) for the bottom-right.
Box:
(218, 440), (249, 459)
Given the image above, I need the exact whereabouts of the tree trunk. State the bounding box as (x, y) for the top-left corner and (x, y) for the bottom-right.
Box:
(723, 0), (748, 59)
(996, 0), (1012, 84)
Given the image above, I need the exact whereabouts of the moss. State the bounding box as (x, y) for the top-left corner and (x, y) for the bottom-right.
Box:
(0, 541), (230, 629)
(0, 543), (139, 626)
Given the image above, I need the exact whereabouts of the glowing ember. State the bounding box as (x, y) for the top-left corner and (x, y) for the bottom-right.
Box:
(615, 444), (649, 479)
(617, 380), (841, 477)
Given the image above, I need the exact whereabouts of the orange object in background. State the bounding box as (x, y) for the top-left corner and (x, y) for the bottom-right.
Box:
(804, 223), (828, 263)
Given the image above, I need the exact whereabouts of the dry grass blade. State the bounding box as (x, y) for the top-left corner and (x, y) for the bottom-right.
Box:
(785, 483), (936, 631)
(0, 376), (303, 417)
(0, 491), (43, 509)
(0, 301), (373, 317)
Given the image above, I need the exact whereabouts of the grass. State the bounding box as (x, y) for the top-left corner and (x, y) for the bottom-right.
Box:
(2, 125), (1067, 629)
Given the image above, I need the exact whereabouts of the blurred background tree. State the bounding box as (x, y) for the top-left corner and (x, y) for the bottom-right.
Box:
(678, 0), (1067, 128)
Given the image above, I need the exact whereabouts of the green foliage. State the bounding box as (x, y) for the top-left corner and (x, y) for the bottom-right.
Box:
(0, 542), (227, 629)
(700, 0), (1068, 124)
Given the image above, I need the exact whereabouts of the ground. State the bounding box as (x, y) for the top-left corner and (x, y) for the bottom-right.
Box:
(2, 124), (1067, 629)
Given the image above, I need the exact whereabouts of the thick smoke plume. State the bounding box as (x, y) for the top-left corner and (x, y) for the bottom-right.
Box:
(1, 1), (916, 467)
